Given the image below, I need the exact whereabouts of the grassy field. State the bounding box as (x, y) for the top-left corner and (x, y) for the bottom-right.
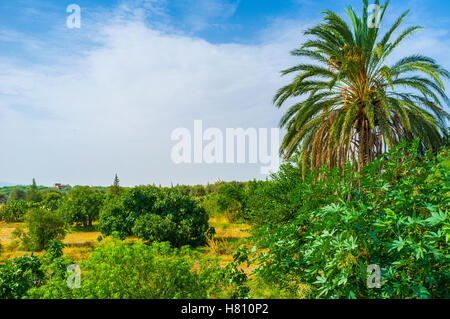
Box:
(0, 216), (288, 296)
(0, 215), (314, 298)
(0, 217), (252, 266)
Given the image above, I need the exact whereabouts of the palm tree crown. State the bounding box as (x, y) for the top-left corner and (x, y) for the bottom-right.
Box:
(274, 0), (449, 177)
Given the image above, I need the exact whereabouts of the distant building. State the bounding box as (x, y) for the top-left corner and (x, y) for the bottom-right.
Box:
(54, 183), (67, 190)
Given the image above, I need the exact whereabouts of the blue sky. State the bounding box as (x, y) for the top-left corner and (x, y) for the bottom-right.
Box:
(1, 0), (450, 43)
(0, 0), (449, 186)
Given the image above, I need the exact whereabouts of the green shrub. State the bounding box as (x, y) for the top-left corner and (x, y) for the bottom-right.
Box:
(0, 241), (73, 299)
(15, 208), (66, 251)
(0, 255), (44, 299)
(0, 200), (36, 222)
(200, 194), (221, 218)
(250, 141), (450, 299)
(216, 182), (247, 222)
(27, 239), (245, 299)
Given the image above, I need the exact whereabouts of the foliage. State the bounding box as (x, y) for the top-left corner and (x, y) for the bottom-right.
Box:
(59, 186), (104, 227)
(15, 208), (66, 251)
(249, 140), (449, 299)
(246, 165), (304, 230)
(0, 255), (44, 299)
(41, 192), (63, 211)
(100, 186), (211, 247)
(99, 186), (159, 239)
(26, 178), (42, 203)
(8, 188), (26, 202)
(0, 241), (73, 299)
(0, 200), (36, 222)
(216, 182), (248, 222)
(189, 185), (206, 197)
(171, 185), (191, 196)
(108, 174), (123, 196)
(275, 0), (449, 176)
(27, 239), (245, 299)
(200, 194), (221, 218)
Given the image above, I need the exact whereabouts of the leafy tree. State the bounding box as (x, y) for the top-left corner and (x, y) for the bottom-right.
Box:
(15, 208), (66, 251)
(99, 186), (159, 239)
(109, 174), (122, 196)
(132, 191), (211, 247)
(100, 186), (211, 247)
(0, 193), (7, 203)
(275, 0), (449, 177)
(41, 192), (63, 211)
(26, 178), (42, 203)
(59, 186), (104, 227)
(8, 187), (26, 202)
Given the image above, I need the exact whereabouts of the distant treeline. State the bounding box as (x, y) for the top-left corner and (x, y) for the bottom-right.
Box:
(0, 180), (251, 203)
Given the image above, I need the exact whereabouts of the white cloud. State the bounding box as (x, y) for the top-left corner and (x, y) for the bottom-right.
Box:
(0, 11), (300, 186)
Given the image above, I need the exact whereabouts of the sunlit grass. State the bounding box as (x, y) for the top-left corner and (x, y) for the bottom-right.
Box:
(1, 217), (251, 264)
(204, 216), (254, 275)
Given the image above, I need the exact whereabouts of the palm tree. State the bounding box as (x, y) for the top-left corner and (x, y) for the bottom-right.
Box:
(274, 0), (449, 178)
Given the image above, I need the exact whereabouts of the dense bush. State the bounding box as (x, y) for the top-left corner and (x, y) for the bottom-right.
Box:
(0, 241), (73, 299)
(100, 186), (211, 247)
(14, 208), (66, 251)
(215, 182), (248, 222)
(27, 239), (246, 299)
(0, 200), (36, 222)
(200, 194), (221, 218)
(248, 141), (450, 299)
(0, 255), (44, 299)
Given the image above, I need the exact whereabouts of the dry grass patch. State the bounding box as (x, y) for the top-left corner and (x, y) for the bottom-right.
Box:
(205, 217), (253, 270)
(0, 222), (23, 244)
(209, 217), (251, 240)
(61, 230), (101, 262)
(63, 231), (101, 246)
